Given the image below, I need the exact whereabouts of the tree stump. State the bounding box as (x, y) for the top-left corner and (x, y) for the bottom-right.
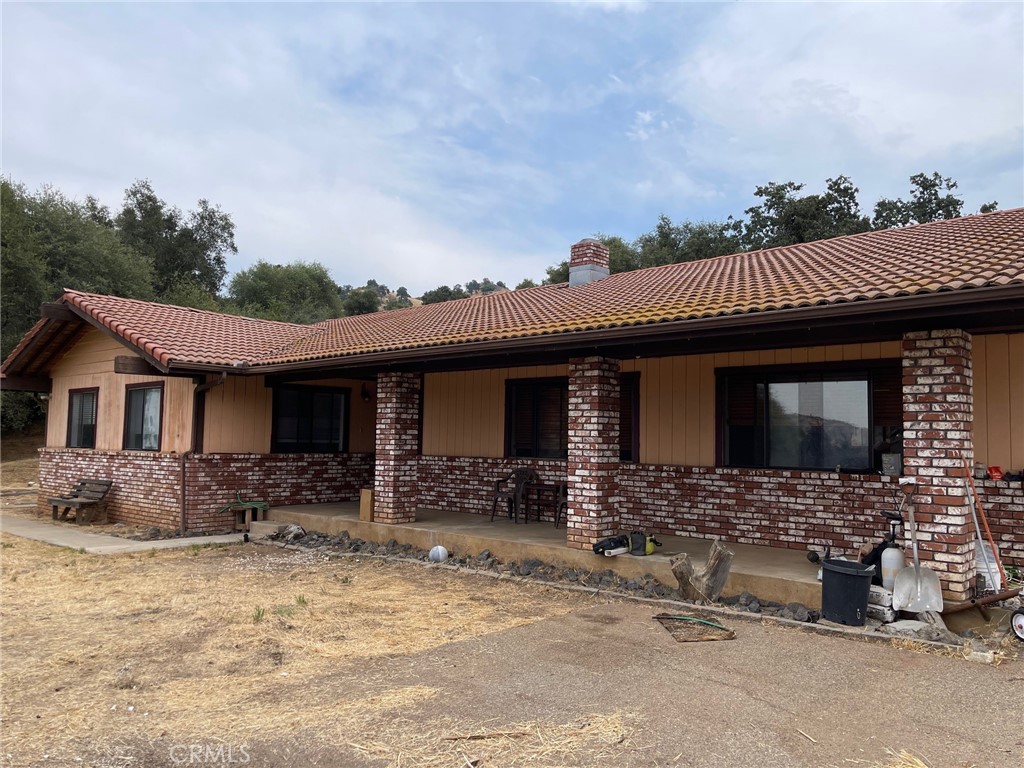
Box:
(671, 539), (735, 604)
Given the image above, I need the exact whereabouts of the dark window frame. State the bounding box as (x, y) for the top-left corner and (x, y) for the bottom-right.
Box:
(619, 372), (640, 463)
(716, 359), (901, 473)
(123, 381), (165, 452)
(503, 373), (641, 462)
(67, 387), (99, 449)
(270, 384), (351, 454)
(504, 376), (569, 459)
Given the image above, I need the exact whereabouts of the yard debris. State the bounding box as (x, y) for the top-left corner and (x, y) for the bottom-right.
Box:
(654, 612), (736, 642)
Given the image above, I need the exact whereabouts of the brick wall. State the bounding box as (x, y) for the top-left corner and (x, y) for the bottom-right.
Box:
(37, 448), (182, 529)
(974, 480), (1024, 569)
(417, 456), (568, 520)
(901, 329), (974, 598)
(374, 372), (420, 524)
(184, 452), (374, 532)
(37, 448), (374, 532)
(566, 357), (621, 549)
(618, 464), (898, 553)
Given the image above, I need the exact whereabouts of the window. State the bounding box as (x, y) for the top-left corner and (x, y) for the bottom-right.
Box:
(505, 374), (640, 461)
(719, 363), (901, 472)
(271, 386), (349, 453)
(124, 383), (163, 451)
(67, 388), (98, 448)
(506, 378), (568, 458)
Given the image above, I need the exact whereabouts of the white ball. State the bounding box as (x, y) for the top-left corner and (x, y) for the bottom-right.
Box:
(428, 545), (448, 563)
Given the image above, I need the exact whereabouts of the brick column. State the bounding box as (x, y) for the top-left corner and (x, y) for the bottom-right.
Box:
(902, 329), (974, 599)
(566, 356), (620, 549)
(374, 372), (420, 524)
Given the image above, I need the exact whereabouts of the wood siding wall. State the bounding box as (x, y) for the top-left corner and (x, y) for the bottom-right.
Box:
(422, 365), (567, 457)
(973, 333), (1024, 470)
(202, 376), (376, 454)
(46, 329), (193, 452)
(422, 343), (907, 463)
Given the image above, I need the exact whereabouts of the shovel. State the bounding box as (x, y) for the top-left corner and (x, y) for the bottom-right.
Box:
(892, 491), (943, 613)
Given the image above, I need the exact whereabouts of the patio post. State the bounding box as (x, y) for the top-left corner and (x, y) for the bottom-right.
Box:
(566, 356), (620, 549)
(901, 329), (974, 600)
(374, 372), (420, 524)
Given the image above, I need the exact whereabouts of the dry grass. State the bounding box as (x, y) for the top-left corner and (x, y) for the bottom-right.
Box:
(0, 534), (617, 767)
(0, 428), (43, 488)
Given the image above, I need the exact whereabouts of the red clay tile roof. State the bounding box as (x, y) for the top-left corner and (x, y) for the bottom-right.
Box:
(62, 292), (312, 368)
(268, 208), (1024, 364)
(4, 208), (1023, 374)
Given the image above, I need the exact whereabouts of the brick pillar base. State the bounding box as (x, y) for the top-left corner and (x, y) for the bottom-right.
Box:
(374, 372), (420, 524)
(566, 356), (620, 550)
(902, 329), (974, 599)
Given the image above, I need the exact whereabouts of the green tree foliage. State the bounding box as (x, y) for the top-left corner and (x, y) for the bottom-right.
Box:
(515, 278), (538, 290)
(420, 284), (470, 304)
(872, 172), (964, 229)
(343, 287), (382, 316)
(1, 180), (155, 357)
(228, 260), (343, 323)
(115, 179), (236, 297)
(742, 176), (870, 250)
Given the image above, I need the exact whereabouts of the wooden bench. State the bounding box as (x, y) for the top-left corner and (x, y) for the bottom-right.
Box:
(49, 479), (113, 525)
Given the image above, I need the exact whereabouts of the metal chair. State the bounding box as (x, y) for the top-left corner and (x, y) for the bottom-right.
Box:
(490, 468), (538, 524)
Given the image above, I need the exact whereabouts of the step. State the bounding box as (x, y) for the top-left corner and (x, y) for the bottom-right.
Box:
(249, 521), (286, 538)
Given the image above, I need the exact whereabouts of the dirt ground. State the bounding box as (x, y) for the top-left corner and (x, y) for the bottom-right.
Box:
(1, 531), (1021, 768)
(1, 435), (1021, 767)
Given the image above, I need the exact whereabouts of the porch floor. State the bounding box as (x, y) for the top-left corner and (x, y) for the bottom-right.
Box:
(268, 502), (824, 608)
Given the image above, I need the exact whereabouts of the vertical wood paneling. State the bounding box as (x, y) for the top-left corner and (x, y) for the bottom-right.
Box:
(880, 341), (901, 358)
(671, 356), (688, 460)
(47, 370), (193, 452)
(1008, 334), (1024, 470)
(974, 338), (989, 466)
(699, 355), (716, 466)
(660, 358), (676, 463)
(985, 335), (1011, 468)
(685, 356), (701, 463)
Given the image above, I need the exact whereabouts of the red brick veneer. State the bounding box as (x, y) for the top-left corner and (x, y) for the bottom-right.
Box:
(974, 479), (1024, 569)
(566, 356), (621, 549)
(37, 448), (373, 532)
(374, 372), (420, 523)
(901, 329), (974, 598)
(184, 453), (373, 532)
(416, 456), (568, 520)
(37, 448), (182, 529)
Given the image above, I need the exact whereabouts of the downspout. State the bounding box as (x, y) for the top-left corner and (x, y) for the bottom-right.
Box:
(180, 372), (227, 533)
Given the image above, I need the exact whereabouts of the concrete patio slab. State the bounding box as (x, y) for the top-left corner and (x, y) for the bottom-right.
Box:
(268, 502), (825, 607)
(0, 514), (244, 554)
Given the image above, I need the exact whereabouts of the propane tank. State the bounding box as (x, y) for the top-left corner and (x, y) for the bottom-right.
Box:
(880, 545), (905, 591)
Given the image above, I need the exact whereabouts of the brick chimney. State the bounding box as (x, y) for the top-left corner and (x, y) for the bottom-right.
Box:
(568, 238), (610, 287)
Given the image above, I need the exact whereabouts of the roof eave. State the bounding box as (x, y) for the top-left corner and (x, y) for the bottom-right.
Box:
(235, 283), (1024, 375)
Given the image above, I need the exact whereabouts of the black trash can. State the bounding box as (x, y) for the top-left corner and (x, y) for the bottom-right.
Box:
(821, 559), (875, 626)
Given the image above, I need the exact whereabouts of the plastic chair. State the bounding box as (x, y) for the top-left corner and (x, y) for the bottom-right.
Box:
(490, 468), (538, 524)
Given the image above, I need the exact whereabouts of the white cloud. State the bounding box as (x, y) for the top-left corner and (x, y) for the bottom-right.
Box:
(1, 1), (1019, 297)
(666, 2), (1023, 210)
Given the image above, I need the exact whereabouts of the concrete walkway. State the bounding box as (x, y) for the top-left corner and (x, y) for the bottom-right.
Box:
(0, 514), (244, 554)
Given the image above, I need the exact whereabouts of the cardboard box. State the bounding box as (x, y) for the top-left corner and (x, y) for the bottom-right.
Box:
(359, 488), (374, 522)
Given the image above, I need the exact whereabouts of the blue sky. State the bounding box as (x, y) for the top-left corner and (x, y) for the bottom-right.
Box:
(3, 2), (1022, 295)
